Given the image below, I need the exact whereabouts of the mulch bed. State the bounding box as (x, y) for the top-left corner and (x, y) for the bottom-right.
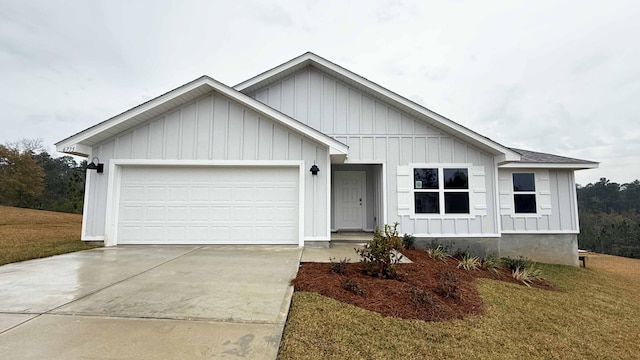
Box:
(292, 249), (556, 322)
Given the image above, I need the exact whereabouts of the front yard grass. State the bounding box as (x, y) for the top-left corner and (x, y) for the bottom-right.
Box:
(0, 206), (101, 266)
(278, 253), (640, 359)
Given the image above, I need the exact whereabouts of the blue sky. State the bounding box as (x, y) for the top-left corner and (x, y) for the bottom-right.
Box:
(1, 0), (638, 185)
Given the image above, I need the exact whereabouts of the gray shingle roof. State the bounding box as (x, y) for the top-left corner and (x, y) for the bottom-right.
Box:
(509, 148), (598, 164)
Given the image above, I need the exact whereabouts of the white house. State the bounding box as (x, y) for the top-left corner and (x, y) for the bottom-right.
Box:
(56, 52), (597, 266)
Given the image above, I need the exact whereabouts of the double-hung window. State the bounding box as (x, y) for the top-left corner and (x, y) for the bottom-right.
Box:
(414, 168), (469, 214)
(513, 173), (536, 213)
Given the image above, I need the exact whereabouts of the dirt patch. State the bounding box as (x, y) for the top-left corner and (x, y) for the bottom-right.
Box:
(292, 249), (556, 322)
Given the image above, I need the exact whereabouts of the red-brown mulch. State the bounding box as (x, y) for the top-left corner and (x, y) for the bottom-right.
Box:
(291, 249), (556, 322)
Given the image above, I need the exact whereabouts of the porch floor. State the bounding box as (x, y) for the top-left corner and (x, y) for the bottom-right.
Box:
(330, 231), (374, 242)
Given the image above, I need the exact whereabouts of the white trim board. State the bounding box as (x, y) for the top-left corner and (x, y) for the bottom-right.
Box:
(56, 76), (348, 157)
(234, 52), (520, 161)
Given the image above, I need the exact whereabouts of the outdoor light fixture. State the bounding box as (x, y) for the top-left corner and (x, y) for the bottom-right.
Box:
(86, 157), (104, 174)
(310, 163), (320, 175)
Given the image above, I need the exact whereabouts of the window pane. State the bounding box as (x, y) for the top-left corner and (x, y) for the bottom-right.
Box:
(444, 192), (469, 213)
(415, 193), (439, 213)
(513, 173), (535, 192)
(444, 169), (468, 189)
(414, 168), (438, 189)
(514, 194), (537, 213)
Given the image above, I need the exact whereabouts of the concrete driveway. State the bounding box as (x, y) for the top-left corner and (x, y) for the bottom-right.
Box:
(0, 245), (302, 359)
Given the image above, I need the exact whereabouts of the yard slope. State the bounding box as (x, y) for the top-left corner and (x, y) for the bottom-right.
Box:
(0, 206), (100, 265)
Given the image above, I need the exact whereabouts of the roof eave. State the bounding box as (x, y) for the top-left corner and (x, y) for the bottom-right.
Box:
(499, 162), (600, 170)
(56, 75), (348, 157)
(235, 52), (519, 159)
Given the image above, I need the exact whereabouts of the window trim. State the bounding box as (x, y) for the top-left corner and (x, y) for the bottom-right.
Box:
(411, 165), (473, 218)
(512, 172), (538, 215)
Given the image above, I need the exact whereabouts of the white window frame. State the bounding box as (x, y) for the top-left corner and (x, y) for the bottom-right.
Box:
(411, 166), (472, 217)
(512, 172), (538, 216)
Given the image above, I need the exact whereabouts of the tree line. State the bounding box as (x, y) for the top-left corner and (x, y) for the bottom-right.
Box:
(0, 139), (85, 214)
(577, 178), (640, 259)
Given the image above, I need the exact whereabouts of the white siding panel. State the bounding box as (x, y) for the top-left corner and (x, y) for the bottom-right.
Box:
(242, 66), (503, 236)
(181, 103), (197, 159)
(498, 169), (578, 233)
(196, 98), (211, 159)
(165, 111), (180, 159)
(86, 91), (331, 240)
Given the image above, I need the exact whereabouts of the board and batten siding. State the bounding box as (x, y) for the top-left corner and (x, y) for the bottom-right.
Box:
(498, 169), (578, 232)
(247, 66), (499, 236)
(84, 91), (329, 240)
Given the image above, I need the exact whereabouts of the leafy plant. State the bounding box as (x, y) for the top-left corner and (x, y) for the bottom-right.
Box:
(453, 247), (471, 260)
(402, 233), (416, 250)
(435, 270), (459, 300)
(355, 223), (403, 279)
(408, 287), (436, 307)
(342, 279), (365, 296)
(482, 255), (501, 274)
(328, 257), (350, 275)
(512, 267), (544, 287)
(457, 253), (481, 271)
(501, 256), (534, 272)
(426, 245), (449, 262)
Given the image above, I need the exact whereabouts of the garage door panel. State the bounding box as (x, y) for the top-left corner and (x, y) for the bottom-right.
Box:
(117, 166), (299, 244)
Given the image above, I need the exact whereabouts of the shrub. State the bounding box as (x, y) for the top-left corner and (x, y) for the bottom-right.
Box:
(408, 287), (436, 307)
(426, 245), (449, 262)
(482, 255), (500, 273)
(342, 279), (365, 296)
(453, 248), (470, 260)
(501, 256), (532, 272)
(402, 233), (416, 250)
(435, 270), (459, 300)
(355, 223), (403, 279)
(328, 257), (350, 275)
(512, 267), (544, 287)
(457, 253), (481, 271)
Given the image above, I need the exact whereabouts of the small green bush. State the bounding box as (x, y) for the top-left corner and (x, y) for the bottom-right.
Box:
(457, 253), (481, 271)
(355, 223), (403, 279)
(482, 255), (500, 273)
(435, 270), (459, 300)
(328, 257), (350, 275)
(342, 278), (365, 296)
(402, 233), (416, 250)
(426, 245), (449, 262)
(408, 287), (436, 307)
(501, 256), (532, 271)
(512, 267), (544, 287)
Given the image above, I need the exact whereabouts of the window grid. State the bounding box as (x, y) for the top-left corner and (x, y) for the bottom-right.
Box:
(414, 168), (470, 215)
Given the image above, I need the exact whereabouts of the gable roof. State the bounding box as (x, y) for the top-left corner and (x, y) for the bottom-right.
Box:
(500, 148), (598, 169)
(55, 76), (349, 157)
(235, 52), (522, 163)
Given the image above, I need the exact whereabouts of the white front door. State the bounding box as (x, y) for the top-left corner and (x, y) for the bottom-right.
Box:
(334, 171), (366, 230)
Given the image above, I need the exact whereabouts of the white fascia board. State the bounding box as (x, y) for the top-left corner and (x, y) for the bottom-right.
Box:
(55, 77), (211, 150)
(56, 143), (92, 157)
(499, 162), (599, 170)
(235, 53), (519, 159)
(56, 75), (348, 157)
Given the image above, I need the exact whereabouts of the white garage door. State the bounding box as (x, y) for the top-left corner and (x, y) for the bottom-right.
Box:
(117, 166), (299, 245)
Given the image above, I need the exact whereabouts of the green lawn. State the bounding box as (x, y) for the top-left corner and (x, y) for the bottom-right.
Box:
(0, 206), (101, 266)
(278, 253), (640, 359)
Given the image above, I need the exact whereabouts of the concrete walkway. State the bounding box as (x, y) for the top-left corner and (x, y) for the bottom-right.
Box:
(0, 245), (302, 359)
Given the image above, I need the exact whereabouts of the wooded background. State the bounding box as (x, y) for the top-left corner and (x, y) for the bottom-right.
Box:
(1, 138), (638, 259)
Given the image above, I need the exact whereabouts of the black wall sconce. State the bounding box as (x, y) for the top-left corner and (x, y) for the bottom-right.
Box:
(86, 157), (104, 174)
(309, 163), (320, 175)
